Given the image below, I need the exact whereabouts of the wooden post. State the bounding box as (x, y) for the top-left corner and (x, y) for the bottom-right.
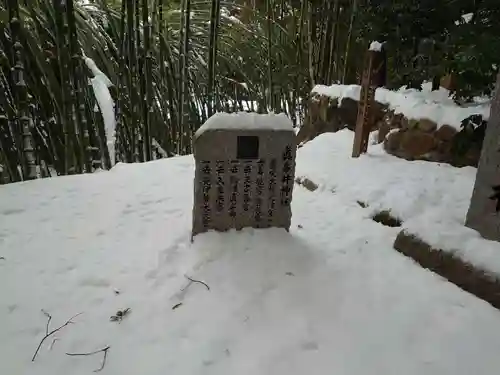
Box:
(352, 43), (386, 158)
(465, 71), (500, 242)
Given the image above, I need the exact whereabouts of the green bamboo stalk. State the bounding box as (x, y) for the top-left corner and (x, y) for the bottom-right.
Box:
(326, 0), (341, 84)
(0, 45), (19, 182)
(178, 0), (191, 154)
(342, 0), (358, 84)
(266, 0), (273, 111)
(306, 0), (314, 88)
(53, 0), (73, 174)
(157, 0), (170, 153)
(0, 114), (17, 182)
(317, 0), (330, 83)
(142, 0), (152, 161)
(114, 0), (132, 163)
(8, 0), (37, 180)
(207, 0), (221, 118)
(159, 28), (179, 154)
(67, 0), (89, 173)
(126, 0), (139, 161)
(135, 0), (144, 162)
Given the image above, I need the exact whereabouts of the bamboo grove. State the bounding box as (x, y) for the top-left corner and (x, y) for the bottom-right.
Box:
(0, 0), (498, 184)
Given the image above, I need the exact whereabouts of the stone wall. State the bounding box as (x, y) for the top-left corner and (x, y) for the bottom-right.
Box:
(296, 93), (387, 144)
(299, 93), (484, 168)
(382, 112), (484, 167)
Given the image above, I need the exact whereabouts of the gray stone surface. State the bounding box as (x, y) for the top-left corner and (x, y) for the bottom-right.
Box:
(192, 119), (296, 238)
(465, 72), (500, 242)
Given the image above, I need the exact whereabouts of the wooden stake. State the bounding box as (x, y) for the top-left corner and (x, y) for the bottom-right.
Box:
(352, 44), (386, 158)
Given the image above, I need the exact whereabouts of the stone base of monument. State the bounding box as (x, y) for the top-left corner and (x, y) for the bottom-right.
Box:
(393, 230), (500, 310)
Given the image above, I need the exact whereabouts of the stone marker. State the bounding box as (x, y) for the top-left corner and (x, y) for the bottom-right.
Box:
(465, 71), (500, 242)
(192, 112), (297, 238)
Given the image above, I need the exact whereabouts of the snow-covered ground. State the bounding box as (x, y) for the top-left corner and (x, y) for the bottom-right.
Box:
(311, 82), (491, 130)
(296, 130), (500, 277)
(1, 130), (500, 375)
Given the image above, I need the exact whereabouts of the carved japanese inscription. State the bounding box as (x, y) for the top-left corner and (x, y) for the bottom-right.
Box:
(192, 116), (296, 238)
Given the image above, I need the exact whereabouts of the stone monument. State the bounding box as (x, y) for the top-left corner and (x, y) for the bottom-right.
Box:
(192, 112), (297, 238)
(465, 71), (500, 242)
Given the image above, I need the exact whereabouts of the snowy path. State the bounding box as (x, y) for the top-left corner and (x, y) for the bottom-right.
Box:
(1, 147), (500, 374)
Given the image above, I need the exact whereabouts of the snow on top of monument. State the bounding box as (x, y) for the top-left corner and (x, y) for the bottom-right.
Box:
(369, 41), (383, 51)
(311, 82), (491, 130)
(194, 112), (294, 138)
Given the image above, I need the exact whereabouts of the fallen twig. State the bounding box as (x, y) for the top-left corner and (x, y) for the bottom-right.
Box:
(66, 346), (110, 373)
(49, 338), (58, 351)
(172, 303), (183, 310)
(41, 309), (52, 335)
(183, 275), (210, 291)
(96, 347), (109, 372)
(32, 312), (83, 362)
